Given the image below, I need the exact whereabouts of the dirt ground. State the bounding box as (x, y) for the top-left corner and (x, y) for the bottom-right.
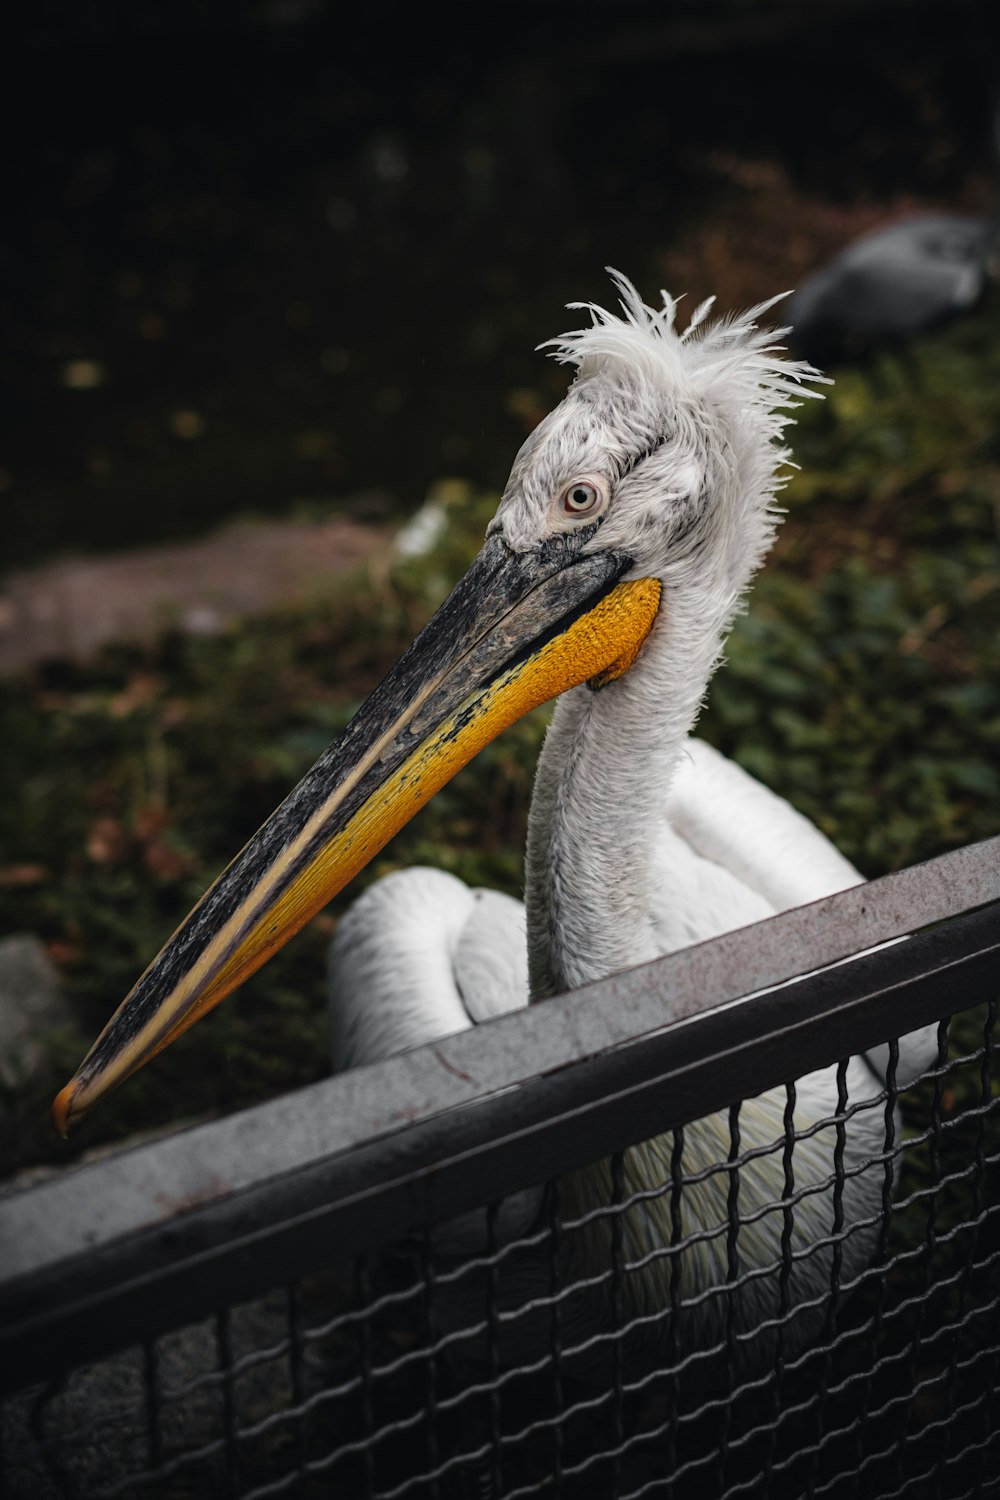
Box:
(0, 514), (383, 673)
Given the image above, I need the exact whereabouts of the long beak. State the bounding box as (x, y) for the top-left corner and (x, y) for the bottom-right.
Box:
(53, 532), (661, 1132)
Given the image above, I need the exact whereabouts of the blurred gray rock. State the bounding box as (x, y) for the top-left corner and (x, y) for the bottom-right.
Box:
(0, 935), (68, 1089)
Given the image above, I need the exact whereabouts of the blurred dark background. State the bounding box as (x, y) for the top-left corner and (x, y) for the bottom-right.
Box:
(3, 0), (999, 569)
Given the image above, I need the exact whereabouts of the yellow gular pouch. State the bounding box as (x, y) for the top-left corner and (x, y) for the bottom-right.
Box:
(50, 572), (663, 1130)
(586, 576), (663, 690)
(167, 575), (663, 1046)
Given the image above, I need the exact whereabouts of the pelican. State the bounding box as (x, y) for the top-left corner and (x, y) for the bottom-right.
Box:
(53, 272), (936, 1380)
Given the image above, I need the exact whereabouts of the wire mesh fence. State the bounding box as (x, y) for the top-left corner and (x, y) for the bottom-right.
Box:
(2, 841), (999, 1499)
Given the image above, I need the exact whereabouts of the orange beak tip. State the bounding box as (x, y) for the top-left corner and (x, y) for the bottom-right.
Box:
(52, 1081), (78, 1138)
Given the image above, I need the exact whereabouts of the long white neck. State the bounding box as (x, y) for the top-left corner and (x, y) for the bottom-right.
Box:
(525, 579), (732, 1001)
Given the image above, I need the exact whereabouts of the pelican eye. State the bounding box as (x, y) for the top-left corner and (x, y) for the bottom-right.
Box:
(560, 480), (603, 517)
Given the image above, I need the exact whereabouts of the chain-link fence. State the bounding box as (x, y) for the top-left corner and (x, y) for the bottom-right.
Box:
(2, 839), (998, 1499)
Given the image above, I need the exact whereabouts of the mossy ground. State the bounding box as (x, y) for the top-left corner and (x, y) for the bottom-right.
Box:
(2, 297), (999, 1183)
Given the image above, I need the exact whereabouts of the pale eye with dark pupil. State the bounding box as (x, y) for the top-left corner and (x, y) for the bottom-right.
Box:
(561, 481), (600, 515)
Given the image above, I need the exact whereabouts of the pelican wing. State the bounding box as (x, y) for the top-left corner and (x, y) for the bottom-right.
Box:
(453, 888), (528, 1024)
(331, 739), (866, 1072)
(665, 738), (863, 909)
(329, 868), (527, 1071)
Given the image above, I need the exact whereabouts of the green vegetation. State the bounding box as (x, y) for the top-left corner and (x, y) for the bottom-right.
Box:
(709, 321), (1000, 875)
(1, 303), (999, 1181)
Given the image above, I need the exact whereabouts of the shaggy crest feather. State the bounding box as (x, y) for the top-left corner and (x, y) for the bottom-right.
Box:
(539, 266), (828, 449)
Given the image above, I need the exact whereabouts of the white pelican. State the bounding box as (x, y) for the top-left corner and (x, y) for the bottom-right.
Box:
(53, 272), (935, 1376)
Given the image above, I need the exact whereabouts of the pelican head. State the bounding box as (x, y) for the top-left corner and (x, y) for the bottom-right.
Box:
(500, 273), (810, 592)
(53, 270), (821, 1133)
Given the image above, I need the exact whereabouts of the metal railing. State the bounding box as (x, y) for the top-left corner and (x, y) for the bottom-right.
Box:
(1, 836), (998, 1498)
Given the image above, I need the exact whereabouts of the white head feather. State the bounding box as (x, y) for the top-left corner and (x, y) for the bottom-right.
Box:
(507, 271), (829, 1000)
(495, 267), (826, 590)
(545, 268), (813, 415)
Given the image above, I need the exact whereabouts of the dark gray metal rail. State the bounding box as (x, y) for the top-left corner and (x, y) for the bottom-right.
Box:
(1, 836), (998, 1397)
